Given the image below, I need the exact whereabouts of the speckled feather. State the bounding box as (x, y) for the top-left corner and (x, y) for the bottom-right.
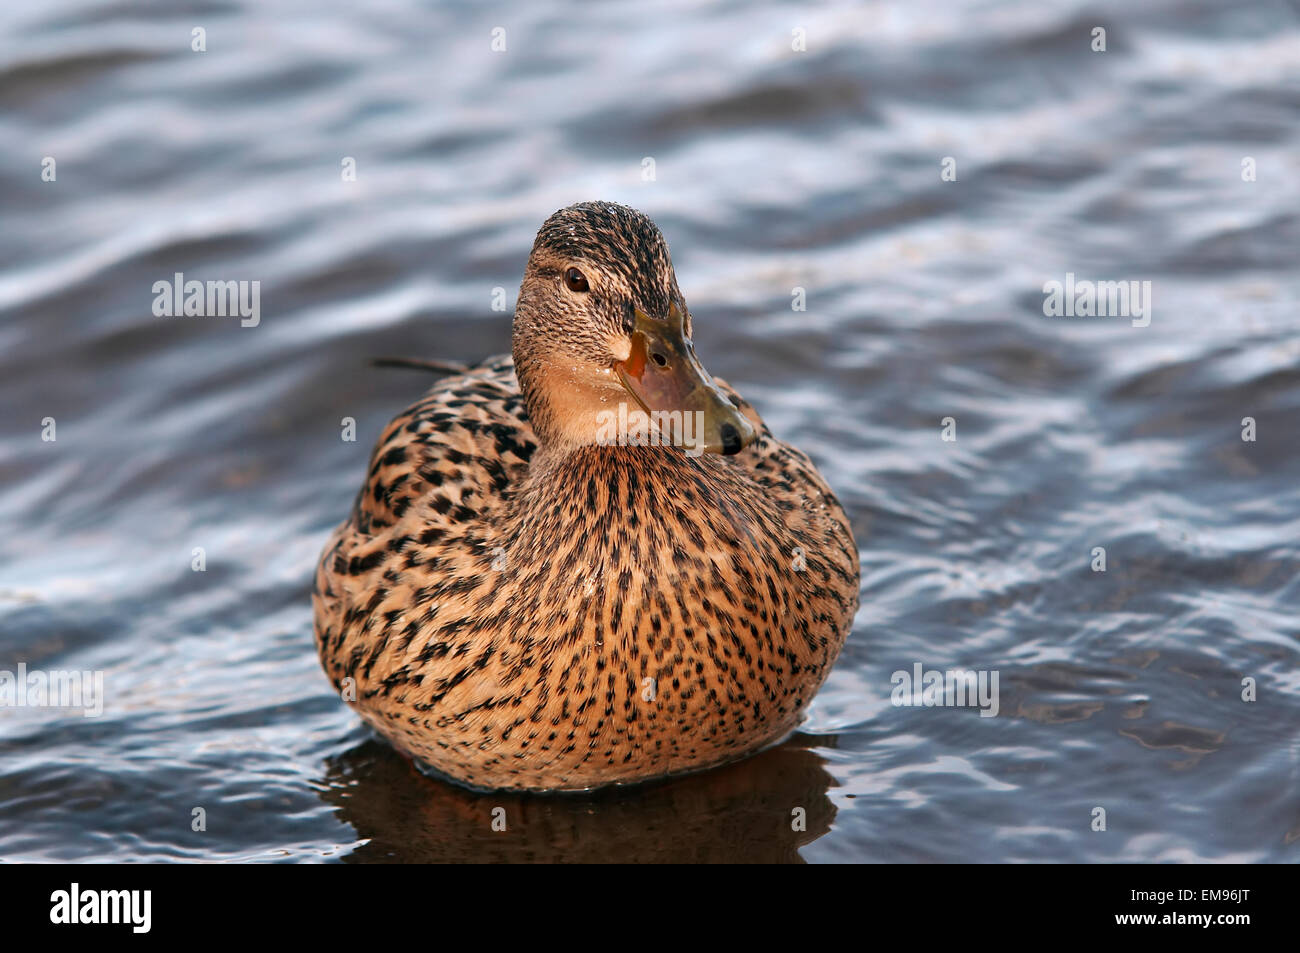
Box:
(313, 357), (858, 791)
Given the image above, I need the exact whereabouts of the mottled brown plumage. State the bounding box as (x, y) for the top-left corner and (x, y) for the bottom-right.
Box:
(313, 202), (859, 791)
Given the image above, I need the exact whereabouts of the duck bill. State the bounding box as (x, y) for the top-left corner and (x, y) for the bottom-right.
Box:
(614, 303), (756, 456)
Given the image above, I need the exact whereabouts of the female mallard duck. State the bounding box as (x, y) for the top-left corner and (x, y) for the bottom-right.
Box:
(313, 201), (859, 792)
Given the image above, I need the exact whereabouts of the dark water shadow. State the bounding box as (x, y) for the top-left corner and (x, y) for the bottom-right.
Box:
(320, 734), (838, 863)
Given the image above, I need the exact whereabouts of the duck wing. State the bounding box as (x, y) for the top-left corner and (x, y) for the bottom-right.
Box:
(313, 354), (536, 686)
(347, 355), (536, 537)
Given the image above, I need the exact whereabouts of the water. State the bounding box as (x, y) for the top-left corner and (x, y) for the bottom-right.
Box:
(1, 0), (1298, 862)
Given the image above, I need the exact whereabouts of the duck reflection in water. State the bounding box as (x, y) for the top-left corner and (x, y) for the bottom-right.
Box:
(320, 732), (839, 863)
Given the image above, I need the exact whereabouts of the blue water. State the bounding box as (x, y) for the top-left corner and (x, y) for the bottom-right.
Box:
(1, 0), (1298, 861)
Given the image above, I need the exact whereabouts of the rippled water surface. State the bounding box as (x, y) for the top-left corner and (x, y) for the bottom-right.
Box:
(2, 0), (1298, 862)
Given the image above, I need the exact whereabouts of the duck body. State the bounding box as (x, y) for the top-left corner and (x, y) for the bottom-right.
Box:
(313, 202), (859, 791)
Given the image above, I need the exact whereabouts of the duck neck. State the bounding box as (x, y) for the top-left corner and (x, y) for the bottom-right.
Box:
(513, 349), (629, 457)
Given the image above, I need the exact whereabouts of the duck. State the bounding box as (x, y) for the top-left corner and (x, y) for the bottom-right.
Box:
(312, 201), (859, 792)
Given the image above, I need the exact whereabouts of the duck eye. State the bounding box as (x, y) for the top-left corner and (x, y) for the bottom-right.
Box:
(564, 267), (589, 293)
(651, 351), (668, 367)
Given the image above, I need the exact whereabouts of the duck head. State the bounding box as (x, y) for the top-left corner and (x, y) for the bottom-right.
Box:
(512, 201), (756, 457)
